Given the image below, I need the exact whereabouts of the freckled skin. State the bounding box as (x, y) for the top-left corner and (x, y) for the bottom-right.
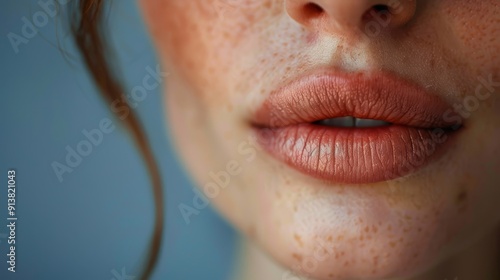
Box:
(139, 1), (500, 279)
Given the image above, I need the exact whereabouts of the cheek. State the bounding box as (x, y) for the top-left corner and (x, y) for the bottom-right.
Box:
(140, 1), (217, 89)
(442, 0), (500, 76)
(140, 0), (277, 98)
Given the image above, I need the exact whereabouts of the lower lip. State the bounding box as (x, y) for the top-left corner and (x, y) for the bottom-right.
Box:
(254, 124), (457, 184)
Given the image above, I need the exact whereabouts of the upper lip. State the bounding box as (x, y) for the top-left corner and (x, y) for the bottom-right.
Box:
(252, 69), (458, 129)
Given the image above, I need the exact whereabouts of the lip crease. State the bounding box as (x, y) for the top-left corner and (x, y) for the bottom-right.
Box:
(251, 69), (463, 184)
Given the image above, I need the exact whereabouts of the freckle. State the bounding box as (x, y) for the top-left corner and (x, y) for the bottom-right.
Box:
(413, 253), (419, 259)
(457, 190), (468, 212)
(372, 225), (378, 233)
(359, 235), (364, 241)
(327, 235), (333, 242)
(344, 261), (350, 267)
(389, 242), (396, 248)
(387, 225), (392, 231)
(294, 234), (303, 247)
(364, 226), (370, 232)
(417, 227), (422, 232)
(292, 253), (303, 262)
(293, 205), (298, 212)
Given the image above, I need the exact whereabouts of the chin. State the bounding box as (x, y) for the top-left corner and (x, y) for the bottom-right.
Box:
(245, 163), (485, 280)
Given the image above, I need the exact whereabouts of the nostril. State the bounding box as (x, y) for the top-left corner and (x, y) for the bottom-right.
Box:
(363, 4), (391, 20)
(304, 2), (324, 17)
(373, 4), (390, 13)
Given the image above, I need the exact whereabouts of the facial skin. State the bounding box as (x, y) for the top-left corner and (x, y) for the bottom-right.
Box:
(139, 0), (500, 279)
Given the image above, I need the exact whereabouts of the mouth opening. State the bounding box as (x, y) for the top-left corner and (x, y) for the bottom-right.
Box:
(311, 116), (462, 131)
(313, 116), (392, 128)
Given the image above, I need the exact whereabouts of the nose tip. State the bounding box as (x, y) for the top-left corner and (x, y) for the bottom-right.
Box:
(286, 0), (417, 35)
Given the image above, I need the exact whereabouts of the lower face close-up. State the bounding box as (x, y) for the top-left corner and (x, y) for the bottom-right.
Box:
(140, 0), (500, 279)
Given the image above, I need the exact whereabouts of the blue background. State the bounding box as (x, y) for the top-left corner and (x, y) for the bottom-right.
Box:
(0, 1), (237, 279)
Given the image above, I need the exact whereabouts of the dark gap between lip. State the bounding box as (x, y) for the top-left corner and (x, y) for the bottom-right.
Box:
(309, 120), (464, 131)
(250, 121), (464, 131)
(311, 121), (393, 127)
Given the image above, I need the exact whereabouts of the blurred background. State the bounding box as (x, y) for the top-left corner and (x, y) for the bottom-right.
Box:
(0, 1), (237, 279)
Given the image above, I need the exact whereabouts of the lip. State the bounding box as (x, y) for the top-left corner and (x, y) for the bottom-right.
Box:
(251, 69), (463, 184)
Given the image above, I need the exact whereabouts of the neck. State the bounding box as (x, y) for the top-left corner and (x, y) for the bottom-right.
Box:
(236, 228), (500, 280)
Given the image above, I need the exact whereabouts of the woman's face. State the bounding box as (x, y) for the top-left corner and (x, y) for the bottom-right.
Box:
(140, 0), (500, 279)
